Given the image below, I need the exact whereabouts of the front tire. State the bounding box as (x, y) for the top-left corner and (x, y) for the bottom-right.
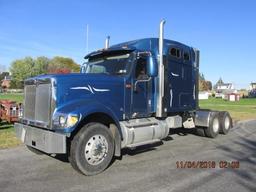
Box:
(70, 123), (114, 176)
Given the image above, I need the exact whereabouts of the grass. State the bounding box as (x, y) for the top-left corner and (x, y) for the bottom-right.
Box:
(0, 93), (24, 103)
(0, 123), (21, 149)
(199, 97), (256, 121)
(0, 93), (256, 149)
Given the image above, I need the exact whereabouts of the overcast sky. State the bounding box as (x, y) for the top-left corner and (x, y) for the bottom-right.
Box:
(0, 0), (255, 89)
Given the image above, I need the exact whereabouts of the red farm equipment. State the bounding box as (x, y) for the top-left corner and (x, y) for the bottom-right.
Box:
(0, 100), (22, 124)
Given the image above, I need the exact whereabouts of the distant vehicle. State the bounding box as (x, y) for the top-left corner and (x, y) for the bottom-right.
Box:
(249, 89), (256, 98)
(15, 20), (233, 175)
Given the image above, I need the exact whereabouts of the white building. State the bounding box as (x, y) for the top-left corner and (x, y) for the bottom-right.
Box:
(199, 91), (209, 100)
(217, 83), (234, 90)
(215, 83), (236, 98)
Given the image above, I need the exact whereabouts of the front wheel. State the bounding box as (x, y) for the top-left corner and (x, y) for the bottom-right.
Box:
(69, 123), (114, 176)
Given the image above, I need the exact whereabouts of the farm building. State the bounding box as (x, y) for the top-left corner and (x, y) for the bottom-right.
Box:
(199, 91), (209, 100)
(1, 75), (11, 90)
(224, 93), (240, 101)
(215, 83), (237, 98)
(217, 83), (234, 90)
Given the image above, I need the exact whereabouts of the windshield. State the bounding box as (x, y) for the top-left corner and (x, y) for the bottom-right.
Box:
(83, 53), (134, 76)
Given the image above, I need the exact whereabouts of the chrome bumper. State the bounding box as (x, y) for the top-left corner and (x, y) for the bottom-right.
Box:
(15, 123), (66, 154)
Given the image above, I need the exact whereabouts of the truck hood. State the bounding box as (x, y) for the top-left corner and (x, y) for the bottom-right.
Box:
(27, 73), (125, 118)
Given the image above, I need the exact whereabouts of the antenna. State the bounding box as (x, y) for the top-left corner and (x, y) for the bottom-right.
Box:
(86, 24), (89, 54)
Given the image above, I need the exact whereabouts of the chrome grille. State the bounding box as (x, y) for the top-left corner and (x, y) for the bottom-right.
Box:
(23, 80), (52, 128)
(35, 84), (52, 124)
(24, 85), (36, 120)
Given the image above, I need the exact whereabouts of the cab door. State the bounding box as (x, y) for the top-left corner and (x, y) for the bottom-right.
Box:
(130, 57), (152, 118)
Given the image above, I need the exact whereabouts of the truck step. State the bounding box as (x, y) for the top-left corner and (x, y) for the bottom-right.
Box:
(126, 139), (161, 148)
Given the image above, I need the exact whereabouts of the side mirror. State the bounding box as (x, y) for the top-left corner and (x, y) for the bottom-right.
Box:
(147, 55), (158, 77)
(80, 62), (88, 73)
(80, 66), (84, 73)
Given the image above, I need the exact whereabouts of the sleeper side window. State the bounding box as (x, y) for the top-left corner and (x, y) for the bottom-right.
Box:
(170, 48), (181, 59)
(184, 52), (190, 61)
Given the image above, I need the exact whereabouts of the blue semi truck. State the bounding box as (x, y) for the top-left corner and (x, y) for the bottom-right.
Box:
(15, 20), (232, 175)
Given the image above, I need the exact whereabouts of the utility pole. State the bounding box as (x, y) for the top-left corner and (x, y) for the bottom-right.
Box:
(86, 24), (89, 54)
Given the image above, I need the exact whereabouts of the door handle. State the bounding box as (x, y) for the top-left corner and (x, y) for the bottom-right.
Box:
(134, 77), (151, 92)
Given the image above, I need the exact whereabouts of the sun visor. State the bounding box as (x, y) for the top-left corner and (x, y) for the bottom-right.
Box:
(84, 47), (135, 60)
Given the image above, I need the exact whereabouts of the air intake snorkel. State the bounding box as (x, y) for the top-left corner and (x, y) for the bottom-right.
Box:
(105, 36), (110, 49)
(156, 19), (166, 118)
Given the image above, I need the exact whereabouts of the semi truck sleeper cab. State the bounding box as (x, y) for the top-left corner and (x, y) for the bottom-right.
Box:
(15, 20), (233, 175)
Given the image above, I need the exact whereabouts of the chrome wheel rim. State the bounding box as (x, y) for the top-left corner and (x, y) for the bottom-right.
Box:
(212, 118), (219, 133)
(224, 116), (230, 130)
(84, 134), (108, 165)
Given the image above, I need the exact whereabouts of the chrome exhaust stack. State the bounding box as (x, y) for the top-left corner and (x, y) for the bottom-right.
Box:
(156, 20), (166, 117)
(105, 36), (110, 49)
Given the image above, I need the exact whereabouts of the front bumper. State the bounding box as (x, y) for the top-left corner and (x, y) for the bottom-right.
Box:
(15, 123), (66, 154)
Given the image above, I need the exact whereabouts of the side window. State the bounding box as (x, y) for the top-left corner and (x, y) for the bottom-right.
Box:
(177, 49), (180, 58)
(170, 48), (181, 58)
(135, 58), (148, 80)
(170, 48), (176, 56)
(88, 65), (106, 73)
(184, 52), (190, 61)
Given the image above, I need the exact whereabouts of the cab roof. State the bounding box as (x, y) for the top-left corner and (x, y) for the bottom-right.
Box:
(84, 38), (193, 59)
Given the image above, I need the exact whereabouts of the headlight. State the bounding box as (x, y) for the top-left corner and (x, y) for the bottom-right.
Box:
(56, 114), (79, 128)
(59, 116), (66, 127)
(66, 115), (79, 127)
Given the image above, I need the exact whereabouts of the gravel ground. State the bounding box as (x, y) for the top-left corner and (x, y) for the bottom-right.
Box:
(0, 120), (255, 192)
